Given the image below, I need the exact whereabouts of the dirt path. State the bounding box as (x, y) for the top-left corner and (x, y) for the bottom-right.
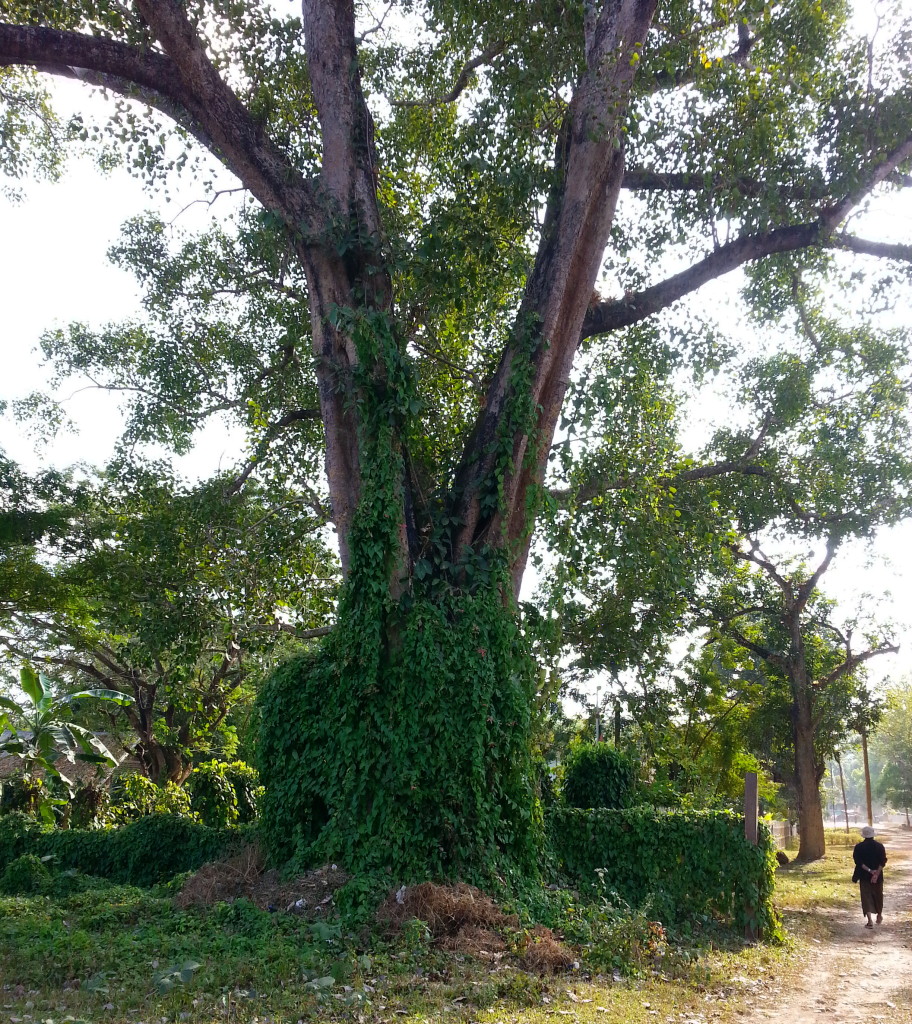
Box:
(746, 826), (912, 1024)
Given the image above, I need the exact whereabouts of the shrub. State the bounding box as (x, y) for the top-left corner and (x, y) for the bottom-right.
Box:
(187, 760), (262, 827)
(0, 774), (46, 815)
(548, 806), (779, 937)
(0, 853), (52, 895)
(561, 743), (637, 809)
(0, 811), (51, 866)
(108, 773), (197, 823)
(68, 780), (110, 829)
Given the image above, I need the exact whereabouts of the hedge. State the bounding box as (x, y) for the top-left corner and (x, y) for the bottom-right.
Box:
(548, 807), (778, 936)
(0, 812), (249, 887)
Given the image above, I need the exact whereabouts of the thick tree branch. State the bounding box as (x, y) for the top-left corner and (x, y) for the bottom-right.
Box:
(725, 625), (788, 671)
(0, 23), (175, 95)
(822, 134), (912, 229)
(585, 134), (912, 341)
(450, 0), (660, 590)
(730, 538), (792, 595)
(132, 0), (316, 228)
(795, 535), (840, 612)
(581, 222), (821, 339)
(820, 644), (899, 690)
(0, 17), (318, 230)
(829, 234), (912, 264)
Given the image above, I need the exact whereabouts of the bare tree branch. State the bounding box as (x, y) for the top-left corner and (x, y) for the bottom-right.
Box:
(584, 133), (912, 341)
(730, 538), (793, 595)
(581, 222), (821, 339)
(820, 643), (899, 689)
(550, 412), (775, 507)
(795, 535), (840, 612)
(829, 234), (912, 264)
(392, 39), (506, 107)
(0, 17), (318, 230)
(223, 408), (321, 498)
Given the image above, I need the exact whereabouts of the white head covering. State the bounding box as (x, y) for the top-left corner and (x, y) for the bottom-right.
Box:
(861, 825), (876, 838)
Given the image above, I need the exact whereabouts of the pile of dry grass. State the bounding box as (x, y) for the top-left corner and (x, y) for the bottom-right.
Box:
(378, 881), (516, 936)
(378, 881), (574, 968)
(518, 924), (576, 974)
(174, 846), (349, 917)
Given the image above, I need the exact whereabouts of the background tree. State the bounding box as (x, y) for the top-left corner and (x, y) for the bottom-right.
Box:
(2, 1), (912, 877)
(872, 682), (912, 827)
(1, 458), (337, 782)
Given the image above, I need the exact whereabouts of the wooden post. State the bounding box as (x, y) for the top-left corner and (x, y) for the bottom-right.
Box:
(744, 770), (759, 845)
(744, 771), (759, 941)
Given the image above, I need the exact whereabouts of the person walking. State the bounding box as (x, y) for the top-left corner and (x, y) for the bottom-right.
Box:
(852, 825), (887, 928)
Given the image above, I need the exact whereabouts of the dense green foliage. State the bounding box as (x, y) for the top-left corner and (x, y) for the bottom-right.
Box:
(0, 851), (52, 894)
(560, 743), (637, 810)
(1, 466), (337, 782)
(107, 772), (196, 824)
(0, 811), (244, 887)
(548, 807), (778, 937)
(3, 0), (912, 882)
(0, 665), (131, 821)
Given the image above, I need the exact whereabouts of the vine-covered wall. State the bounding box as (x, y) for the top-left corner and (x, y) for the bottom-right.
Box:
(549, 807), (779, 935)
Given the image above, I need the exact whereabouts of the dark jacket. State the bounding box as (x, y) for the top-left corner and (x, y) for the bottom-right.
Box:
(852, 837), (887, 883)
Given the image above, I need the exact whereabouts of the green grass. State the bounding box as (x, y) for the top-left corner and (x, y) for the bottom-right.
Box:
(0, 875), (796, 1024)
(774, 846), (856, 914)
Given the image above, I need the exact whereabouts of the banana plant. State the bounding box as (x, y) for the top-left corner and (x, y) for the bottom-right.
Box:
(0, 664), (133, 822)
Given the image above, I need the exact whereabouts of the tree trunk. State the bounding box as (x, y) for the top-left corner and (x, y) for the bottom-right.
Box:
(837, 753), (850, 833)
(793, 688), (826, 861)
(860, 724), (874, 825)
(138, 739), (190, 786)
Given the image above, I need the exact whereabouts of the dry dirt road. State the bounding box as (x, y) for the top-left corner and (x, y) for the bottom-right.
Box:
(744, 826), (912, 1024)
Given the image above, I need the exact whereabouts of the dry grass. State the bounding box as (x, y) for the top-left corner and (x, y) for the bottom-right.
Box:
(378, 880), (517, 936)
(378, 881), (577, 970)
(174, 845), (350, 917)
(518, 924), (577, 974)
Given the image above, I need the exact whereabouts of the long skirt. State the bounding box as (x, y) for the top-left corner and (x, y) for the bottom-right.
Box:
(859, 876), (884, 916)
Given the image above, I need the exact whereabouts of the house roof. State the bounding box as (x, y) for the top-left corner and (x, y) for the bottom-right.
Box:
(0, 734), (144, 785)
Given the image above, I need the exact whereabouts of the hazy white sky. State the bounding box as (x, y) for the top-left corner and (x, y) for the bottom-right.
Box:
(1, 14), (911, 697)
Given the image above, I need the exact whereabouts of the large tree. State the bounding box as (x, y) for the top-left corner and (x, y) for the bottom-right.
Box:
(3, 1), (912, 878)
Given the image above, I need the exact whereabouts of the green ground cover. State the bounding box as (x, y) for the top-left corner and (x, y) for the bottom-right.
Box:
(0, 820), (876, 1024)
(0, 867), (792, 1024)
